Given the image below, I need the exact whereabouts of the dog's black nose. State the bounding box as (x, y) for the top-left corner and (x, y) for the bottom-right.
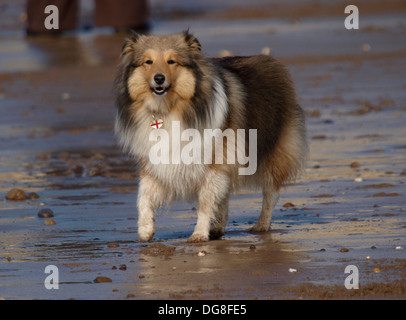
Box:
(154, 74), (165, 85)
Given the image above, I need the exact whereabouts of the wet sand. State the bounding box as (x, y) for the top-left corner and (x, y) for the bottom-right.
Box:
(0, 0), (405, 299)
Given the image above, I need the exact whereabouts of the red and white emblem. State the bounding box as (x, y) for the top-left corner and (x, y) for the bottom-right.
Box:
(150, 119), (163, 129)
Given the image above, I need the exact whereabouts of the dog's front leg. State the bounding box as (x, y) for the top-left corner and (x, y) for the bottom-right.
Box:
(137, 174), (165, 242)
(188, 170), (230, 243)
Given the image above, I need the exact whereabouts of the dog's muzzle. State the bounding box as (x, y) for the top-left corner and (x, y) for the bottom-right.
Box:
(151, 85), (170, 96)
(152, 74), (170, 96)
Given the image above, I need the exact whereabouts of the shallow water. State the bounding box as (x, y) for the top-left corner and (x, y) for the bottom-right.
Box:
(1, 0), (406, 300)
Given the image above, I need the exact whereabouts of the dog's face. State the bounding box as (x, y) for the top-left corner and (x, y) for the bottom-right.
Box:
(120, 31), (202, 112)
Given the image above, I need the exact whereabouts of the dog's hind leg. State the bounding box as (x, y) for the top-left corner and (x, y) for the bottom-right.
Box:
(188, 170), (230, 242)
(250, 185), (280, 232)
(137, 174), (166, 242)
(209, 196), (229, 240)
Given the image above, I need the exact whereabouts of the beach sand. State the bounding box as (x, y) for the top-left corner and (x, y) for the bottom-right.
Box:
(0, 0), (405, 299)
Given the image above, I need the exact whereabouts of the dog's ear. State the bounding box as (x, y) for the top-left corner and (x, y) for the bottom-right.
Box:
(121, 31), (140, 56)
(120, 32), (141, 66)
(183, 29), (201, 51)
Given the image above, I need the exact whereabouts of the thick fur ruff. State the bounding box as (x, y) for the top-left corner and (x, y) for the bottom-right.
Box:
(114, 30), (307, 242)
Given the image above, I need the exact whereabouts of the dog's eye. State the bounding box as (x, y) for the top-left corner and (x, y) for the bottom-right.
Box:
(145, 60), (153, 65)
(167, 60), (176, 65)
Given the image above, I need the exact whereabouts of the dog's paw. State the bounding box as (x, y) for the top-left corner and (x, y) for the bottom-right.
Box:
(209, 227), (225, 240)
(249, 224), (270, 233)
(138, 225), (155, 242)
(187, 233), (209, 243)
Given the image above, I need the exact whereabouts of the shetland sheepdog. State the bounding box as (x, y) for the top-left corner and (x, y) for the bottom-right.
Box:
(114, 30), (307, 242)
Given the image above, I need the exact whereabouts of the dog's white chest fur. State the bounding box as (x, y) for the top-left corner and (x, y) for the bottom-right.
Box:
(143, 117), (209, 196)
(115, 78), (228, 197)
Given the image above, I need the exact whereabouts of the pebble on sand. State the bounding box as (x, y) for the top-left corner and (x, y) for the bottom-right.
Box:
(283, 202), (295, 208)
(27, 192), (40, 200)
(38, 208), (54, 218)
(350, 161), (361, 168)
(5, 188), (26, 201)
(361, 43), (371, 52)
(44, 218), (56, 226)
(94, 276), (112, 283)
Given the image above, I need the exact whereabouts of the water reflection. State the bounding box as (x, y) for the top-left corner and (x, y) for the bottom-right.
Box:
(0, 32), (125, 73)
(122, 234), (298, 298)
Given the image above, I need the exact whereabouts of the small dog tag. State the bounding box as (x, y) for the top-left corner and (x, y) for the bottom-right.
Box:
(150, 119), (163, 129)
